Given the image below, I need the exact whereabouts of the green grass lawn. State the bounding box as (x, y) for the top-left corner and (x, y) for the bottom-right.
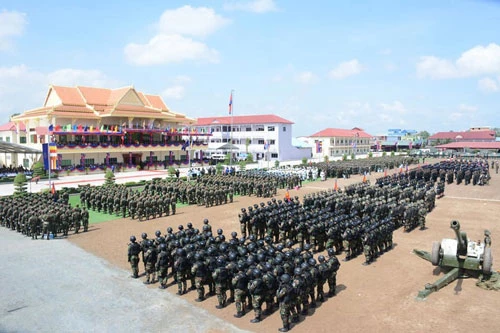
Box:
(69, 195), (122, 224)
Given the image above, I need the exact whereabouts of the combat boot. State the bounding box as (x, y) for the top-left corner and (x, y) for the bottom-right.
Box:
(234, 312), (243, 318)
(250, 316), (261, 323)
(279, 324), (290, 332)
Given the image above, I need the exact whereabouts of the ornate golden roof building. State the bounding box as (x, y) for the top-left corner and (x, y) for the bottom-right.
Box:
(11, 85), (208, 170)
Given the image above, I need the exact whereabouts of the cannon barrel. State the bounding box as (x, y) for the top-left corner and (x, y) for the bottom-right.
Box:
(450, 220), (468, 256)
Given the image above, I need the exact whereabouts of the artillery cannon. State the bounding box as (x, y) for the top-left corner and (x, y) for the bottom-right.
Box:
(413, 220), (493, 300)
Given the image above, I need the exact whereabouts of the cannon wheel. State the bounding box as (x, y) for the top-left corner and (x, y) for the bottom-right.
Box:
(431, 241), (441, 266)
(483, 247), (492, 274)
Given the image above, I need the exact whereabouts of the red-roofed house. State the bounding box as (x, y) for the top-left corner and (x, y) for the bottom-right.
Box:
(0, 121), (28, 166)
(11, 85), (203, 170)
(428, 130), (496, 144)
(306, 127), (373, 159)
(192, 115), (310, 162)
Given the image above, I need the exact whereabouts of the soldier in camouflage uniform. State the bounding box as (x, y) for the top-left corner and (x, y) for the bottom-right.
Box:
(232, 265), (249, 318)
(276, 273), (293, 332)
(248, 268), (265, 323)
(143, 240), (158, 284)
(212, 257), (229, 309)
(156, 243), (170, 289)
(127, 235), (141, 278)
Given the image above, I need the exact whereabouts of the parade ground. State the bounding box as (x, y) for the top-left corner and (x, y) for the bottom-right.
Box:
(1, 162), (500, 332)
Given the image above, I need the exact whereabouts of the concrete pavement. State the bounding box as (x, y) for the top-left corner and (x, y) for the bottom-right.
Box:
(0, 227), (247, 333)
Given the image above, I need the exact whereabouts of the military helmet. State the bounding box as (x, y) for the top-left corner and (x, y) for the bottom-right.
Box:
(217, 228), (223, 235)
(318, 255), (325, 263)
(160, 243), (167, 251)
(485, 229), (491, 236)
(308, 258), (317, 266)
(155, 230), (161, 237)
(253, 268), (262, 278)
(130, 235), (136, 242)
(281, 273), (291, 283)
(187, 222), (193, 228)
(253, 204), (259, 209)
(260, 202), (265, 207)
(178, 225), (184, 230)
(241, 208), (246, 212)
(141, 233), (147, 239)
(203, 218), (209, 224)
(294, 267), (302, 276)
(217, 257), (226, 267)
(327, 248), (335, 257)
(231, 231), (237, 238)
(167, 227), (173, 233)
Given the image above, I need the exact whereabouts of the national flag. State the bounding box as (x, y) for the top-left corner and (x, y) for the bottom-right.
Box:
(228, 92), (233, 115)
(48, 124), (54, 132)
(316, 141), (322, 153)
(181, 140), (190, 151)
(264, 141), (270, 150)
(334, 179), (338, 191)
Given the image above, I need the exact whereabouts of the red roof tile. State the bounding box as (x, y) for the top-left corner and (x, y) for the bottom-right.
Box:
(53, 105), (95, 113)
(51, 86), (86, 106)
(429, 130), (496, 141)
(77, 86), (112, 105)
(145, 94), (168, 110)
(0, 121), (26, 132)
(436, 141), (500, 149)
(195, 114), (293, 126)
(310, 128), (372, 138)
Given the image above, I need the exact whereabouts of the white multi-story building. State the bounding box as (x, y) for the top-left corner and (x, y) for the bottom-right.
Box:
(303, 127), (373, 160)
(193, 115), (311, 162)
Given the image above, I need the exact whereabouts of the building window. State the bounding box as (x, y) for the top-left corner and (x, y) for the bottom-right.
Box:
(222, 138), (229, 143)
(83, 158), (94, 167)
(269, 139), (275, 145)
(6, 137), (10, 143)
(246, 127), (252, 131)
(30, 135), (38, 143)
(271, 153), (278, 158)
(61, 160), (72, 167)
(0, 137), (3, 141)
(255, 125), (264, 131)
(19, 136), (27, 144)
(283, 127), (286, 132)
(268, 126), (275, 131)
(258, 139), (265, 144)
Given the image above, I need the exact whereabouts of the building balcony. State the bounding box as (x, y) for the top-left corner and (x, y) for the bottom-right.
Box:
(55, 141), (208, 153)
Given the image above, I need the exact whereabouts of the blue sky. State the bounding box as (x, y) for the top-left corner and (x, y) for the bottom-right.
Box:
(1, 0), (499, 137)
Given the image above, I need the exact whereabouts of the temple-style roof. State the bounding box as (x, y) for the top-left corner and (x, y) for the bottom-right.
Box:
(13, 85), (191, 123)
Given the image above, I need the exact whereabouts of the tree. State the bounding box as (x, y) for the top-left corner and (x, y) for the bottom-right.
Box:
(239, 160), (246, 172)
(324, 155), (329, 163)
(274, 160), (280, 168)
(368, 152), (373, 158)
(342, 154), (348, 161)
(104, 169), (115, 186)
(13, 173), (28, 197)
(168, 166), (176, 178)
(32, 161), (45, 177)
(301, 157), (308, 166)
(245, 138), (251, 153)
(350, 153), (356, 160)
(416, 130), (430, 140)
(246, 154), (254, 163)
(216, 162), (224, 175)
(224, 153), (231, 164)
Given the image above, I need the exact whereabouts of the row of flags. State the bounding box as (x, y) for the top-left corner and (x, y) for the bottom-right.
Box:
(48, 124), (212, 134)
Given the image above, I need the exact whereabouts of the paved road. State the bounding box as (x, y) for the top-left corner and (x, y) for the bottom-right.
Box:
(0, 228), (247, 333)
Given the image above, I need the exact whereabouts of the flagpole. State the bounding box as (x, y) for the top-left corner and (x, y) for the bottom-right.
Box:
(230, 89), (234, 167)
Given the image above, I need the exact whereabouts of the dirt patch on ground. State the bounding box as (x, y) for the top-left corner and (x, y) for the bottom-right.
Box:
(70, 162), (500, 333)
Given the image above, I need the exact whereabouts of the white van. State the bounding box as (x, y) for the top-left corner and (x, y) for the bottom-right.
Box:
(210, 153), (226, 161)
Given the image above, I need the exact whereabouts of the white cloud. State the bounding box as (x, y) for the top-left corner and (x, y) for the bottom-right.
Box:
(162, 85), (186, 100)
(384, 63), (397, 72)
(379, 100), (407, 114)
(417, 43), (500, 79)
(329, 59), (363, 79)
(125, 6), (229, 66)
(0, 10), (27, 51)
(174, 75), (192, 84)
(448, 112), (463, 121)
(125, 34), (219, 65)
(47, 68), (115, 87)
(477, 77), (499, 93)
(158, 6), (230, 37)
(458, 103), (478, 112)
(0, 65), (118, 120)
(224, 0), (278, 13)
(294, 71), (317, 84)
